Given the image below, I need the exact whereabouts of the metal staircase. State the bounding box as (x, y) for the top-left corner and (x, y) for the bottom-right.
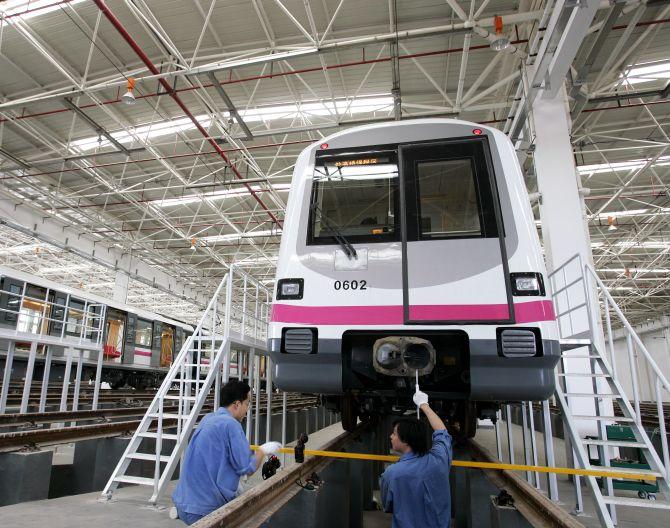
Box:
(101, 267), (271, 504)
(549, 254), (670, 527)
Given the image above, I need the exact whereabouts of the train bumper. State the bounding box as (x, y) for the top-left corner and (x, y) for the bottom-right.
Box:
(268, 337), (560, 400)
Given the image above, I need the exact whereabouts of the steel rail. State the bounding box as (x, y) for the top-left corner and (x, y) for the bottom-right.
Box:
(0, 397), (318, 427)
(467, 438), (588, 528)
(191, 426), (365, 528)
(0, 401), (319, 451)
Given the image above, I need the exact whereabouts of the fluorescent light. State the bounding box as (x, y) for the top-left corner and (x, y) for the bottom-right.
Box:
(597, 268), (670, 273)
(0, 243), (41, 255)
(234, 256), (279, 266)
(593, 241), (669, 249)
(40, 264), (92, 273)
(595, 208), (670, 220)
(69, 95), (393, 153)
(577, 156), (670, 175)
(156, 184), (290, 208)
(202, 229), (281, 243)
(622, 60), (670, 85)
(0, 0), (85, 21)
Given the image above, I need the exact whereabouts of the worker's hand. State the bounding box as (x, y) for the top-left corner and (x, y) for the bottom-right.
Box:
(260, 441), (282, 455)
(413, 390), (429, 408)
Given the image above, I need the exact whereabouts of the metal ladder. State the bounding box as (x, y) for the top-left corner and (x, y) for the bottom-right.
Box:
(549, 255), (670, 527)
(101, 269), (240, 504)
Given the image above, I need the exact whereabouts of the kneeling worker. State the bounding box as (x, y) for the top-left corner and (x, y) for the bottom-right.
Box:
(380, 390), (453, 528)
(172, 379), (281, 525)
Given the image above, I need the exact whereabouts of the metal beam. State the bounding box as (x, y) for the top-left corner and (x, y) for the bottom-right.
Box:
(0, 147), (31, 170)
(542, 0), (601, 99)
(205, 72), (254, 140)
(0, 197), (206, 306)
(61, 98), (132, 155)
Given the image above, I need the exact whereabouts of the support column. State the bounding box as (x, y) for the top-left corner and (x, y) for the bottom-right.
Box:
(39, 346), (53, 413)
(20, 342), (38, 414)
(532, 86), (610, 436)
(0, 342), (15, 413)
(532, 86), (595, 304)
(112, 269), (129, 304)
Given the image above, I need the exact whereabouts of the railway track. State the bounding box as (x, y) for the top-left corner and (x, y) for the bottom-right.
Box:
(0, 396), (319, 452)
(192, 422), (586, 528)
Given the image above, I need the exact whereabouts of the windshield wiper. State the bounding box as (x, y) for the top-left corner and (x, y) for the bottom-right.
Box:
(311, 202), (358, 260)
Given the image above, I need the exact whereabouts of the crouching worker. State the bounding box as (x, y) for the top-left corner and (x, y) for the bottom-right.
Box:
(172, 379), (282, 525)
(380, 390), (453, 528)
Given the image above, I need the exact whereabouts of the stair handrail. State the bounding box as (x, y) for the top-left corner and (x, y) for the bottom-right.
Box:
(155, 272), (229, 399)
(584, 264), (670, 395)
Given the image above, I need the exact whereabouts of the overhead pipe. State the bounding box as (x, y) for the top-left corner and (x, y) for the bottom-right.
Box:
(92, 0), (281, 226)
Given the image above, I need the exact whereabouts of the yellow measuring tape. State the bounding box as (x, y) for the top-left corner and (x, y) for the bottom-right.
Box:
(250, 445), (656, 482)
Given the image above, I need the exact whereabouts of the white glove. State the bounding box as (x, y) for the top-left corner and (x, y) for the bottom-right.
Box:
(413, 390), (428, 408)
(260, 441), (282, 455)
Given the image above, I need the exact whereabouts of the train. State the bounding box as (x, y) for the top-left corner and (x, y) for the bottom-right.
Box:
(0, 265), (193, 391)
(268, 118), (560, 436)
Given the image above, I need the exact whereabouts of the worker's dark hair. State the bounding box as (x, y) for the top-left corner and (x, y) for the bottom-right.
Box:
(220, 379), (251, 407)
(392, 417), (431, 456)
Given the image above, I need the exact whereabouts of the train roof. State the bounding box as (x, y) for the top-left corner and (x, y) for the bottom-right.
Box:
(0, 264), (194, 331)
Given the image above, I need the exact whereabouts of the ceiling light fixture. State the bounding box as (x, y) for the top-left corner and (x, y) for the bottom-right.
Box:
(607, 216), (618, 231)
(122, 77), (136, 105)
(190, 238), (197, 251)
(490, 16), (510, 52)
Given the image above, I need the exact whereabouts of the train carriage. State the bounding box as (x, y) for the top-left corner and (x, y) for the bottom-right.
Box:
(0, 265), (193, 391)
(268, 118), (560, 435)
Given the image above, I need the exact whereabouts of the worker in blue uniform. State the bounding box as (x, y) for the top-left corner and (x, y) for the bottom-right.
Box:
(171, 379), (282, 525)
(380, 389), (453, 528)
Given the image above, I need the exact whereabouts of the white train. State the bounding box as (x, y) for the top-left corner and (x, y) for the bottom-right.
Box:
(0, 265), (193, 390)
(268, 119), (560, 435)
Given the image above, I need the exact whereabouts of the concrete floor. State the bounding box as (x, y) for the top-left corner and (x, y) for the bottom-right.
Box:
(0, 422), (353, 528)
(2, 418), (665, 528)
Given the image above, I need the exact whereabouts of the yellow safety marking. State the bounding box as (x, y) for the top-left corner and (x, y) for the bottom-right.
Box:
(250, 445), (656, 482)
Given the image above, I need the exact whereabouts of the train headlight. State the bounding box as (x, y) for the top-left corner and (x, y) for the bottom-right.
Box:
(277, 278), (304, 300)
(511, 273), (545, 296)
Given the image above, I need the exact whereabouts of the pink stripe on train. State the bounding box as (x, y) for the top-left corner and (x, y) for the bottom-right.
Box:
(271, 300), (555, 325)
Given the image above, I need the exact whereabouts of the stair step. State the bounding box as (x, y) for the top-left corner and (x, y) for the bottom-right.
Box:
(149, 413), (185, 420)
(163, 395), (197, 400)
(602, 496), (670, 509)
(558, 373), (609, 378)
(583, 439), (648, 449)
(182, 364), (211, 368)
(126, 453), (170, 463)
(173, 379), (206, 384)
(562, 355), (603, 359)
(564, 393), (621, 398)
(596, 466), (663, 478)
(559, 339), (592, 351)
(571, 415), (634, 422)
(139, 432), (179, 441)
(113, 475), (155, 486)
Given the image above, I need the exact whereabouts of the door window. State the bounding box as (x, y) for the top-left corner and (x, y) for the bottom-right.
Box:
(415, 158), (483, 239)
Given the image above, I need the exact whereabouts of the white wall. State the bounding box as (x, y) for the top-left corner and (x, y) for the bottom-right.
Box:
(609, 318), (670, 403)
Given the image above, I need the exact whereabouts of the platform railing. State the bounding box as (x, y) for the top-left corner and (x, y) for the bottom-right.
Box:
(492, 254), (670, 528)
(100, 265), (293, 504)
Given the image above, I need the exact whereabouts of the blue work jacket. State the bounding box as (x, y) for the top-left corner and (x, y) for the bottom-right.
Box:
(380, 429), (453, 528)
(172, 408), (256, 516)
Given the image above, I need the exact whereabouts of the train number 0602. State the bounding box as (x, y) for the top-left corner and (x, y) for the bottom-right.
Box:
(334, 280), (367, 291)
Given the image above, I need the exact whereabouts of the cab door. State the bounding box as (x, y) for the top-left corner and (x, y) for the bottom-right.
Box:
(399, 138), (513, 324)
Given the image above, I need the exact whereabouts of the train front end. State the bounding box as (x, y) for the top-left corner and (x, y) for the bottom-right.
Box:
(268, 119), (559, 434)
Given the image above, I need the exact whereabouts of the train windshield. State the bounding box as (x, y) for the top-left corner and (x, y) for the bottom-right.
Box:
(309, 153), (399, 244)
